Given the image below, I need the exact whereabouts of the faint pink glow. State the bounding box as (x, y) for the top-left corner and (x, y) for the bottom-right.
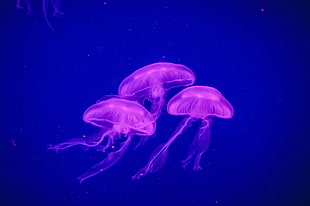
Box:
(49, 98), (156, 183)
(260, 8), (265, 12)
(12, 139), (17, 147)
(16, 0), (64, 31)
(132, 86), (233, 179)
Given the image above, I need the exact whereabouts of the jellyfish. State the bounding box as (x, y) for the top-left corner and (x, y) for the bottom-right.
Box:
(118, 62), (195, 120)
(132, 86), (233, 179)
(49, 98), (156, 183)
(16, 0), (63, 31)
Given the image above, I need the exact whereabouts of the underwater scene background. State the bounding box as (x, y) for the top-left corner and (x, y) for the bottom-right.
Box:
(1, 0), (309, 205)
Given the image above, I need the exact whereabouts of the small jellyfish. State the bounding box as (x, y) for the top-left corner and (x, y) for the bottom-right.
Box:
(118, 62), (195, 119)
(49, 98), (155, 183)
(132, 86), (233, 179)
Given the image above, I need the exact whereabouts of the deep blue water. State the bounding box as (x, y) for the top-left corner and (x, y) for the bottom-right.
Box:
(1, 0), (309, 206)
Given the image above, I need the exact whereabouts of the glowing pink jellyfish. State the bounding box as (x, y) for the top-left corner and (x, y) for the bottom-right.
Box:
(118, 62), (195, 119)
(49, 98), (156, 183)
(132, 86), (233, 179)
(16, 0), (63, 31)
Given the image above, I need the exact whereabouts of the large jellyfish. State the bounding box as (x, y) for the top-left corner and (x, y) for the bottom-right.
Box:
(118, 62), (195, 119)
(16, 0), (63, 31)
(49, 98), (156, 183)
(132, 86), (233, 179)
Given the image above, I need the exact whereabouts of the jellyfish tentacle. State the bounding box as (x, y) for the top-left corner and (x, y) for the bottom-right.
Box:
(16, 0), (23, 9)
(132, 117), (192, 179)
(77, 135), (134, 183)
(51, 0), (64, 16)
(16, 0), (32, 14)
(133, 135), (151, 150)
(48, 130), (112, 152)
(131, 143), (168, 180)
(182, 118), (212, 170)
(43, 0), (55, 31)
(48, 138), (88, 152)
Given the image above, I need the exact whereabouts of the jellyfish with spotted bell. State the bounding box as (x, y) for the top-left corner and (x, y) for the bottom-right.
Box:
(49, 98), (156, 183)
(118, 62), (195, 120)
(132, 86), (233, 179)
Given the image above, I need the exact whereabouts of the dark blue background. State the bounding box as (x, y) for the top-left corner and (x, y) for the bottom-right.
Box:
(2, 0), (309, 205)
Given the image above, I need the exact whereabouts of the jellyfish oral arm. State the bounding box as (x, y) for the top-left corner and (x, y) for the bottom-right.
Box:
(77, 135), (134, 183)
(132, 117), (192, 180)
(93, 133), (114, 152)
(149, 86), (166, 119)
(182, 118), (212, 170)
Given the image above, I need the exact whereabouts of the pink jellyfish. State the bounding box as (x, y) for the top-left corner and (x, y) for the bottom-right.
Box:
(132, 86), (233, 179)
(49, 98), (156, 183)
(118, 62), (195, 119)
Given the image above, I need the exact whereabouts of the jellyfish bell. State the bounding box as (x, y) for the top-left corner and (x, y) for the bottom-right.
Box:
(118, 62), (195, 96)
(132, 86), (233, 179)
(49, 98), (156, 183)
(83, 98), (156, 136)
(118, 62), (196, 119)
(168, 86), (234, 119)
